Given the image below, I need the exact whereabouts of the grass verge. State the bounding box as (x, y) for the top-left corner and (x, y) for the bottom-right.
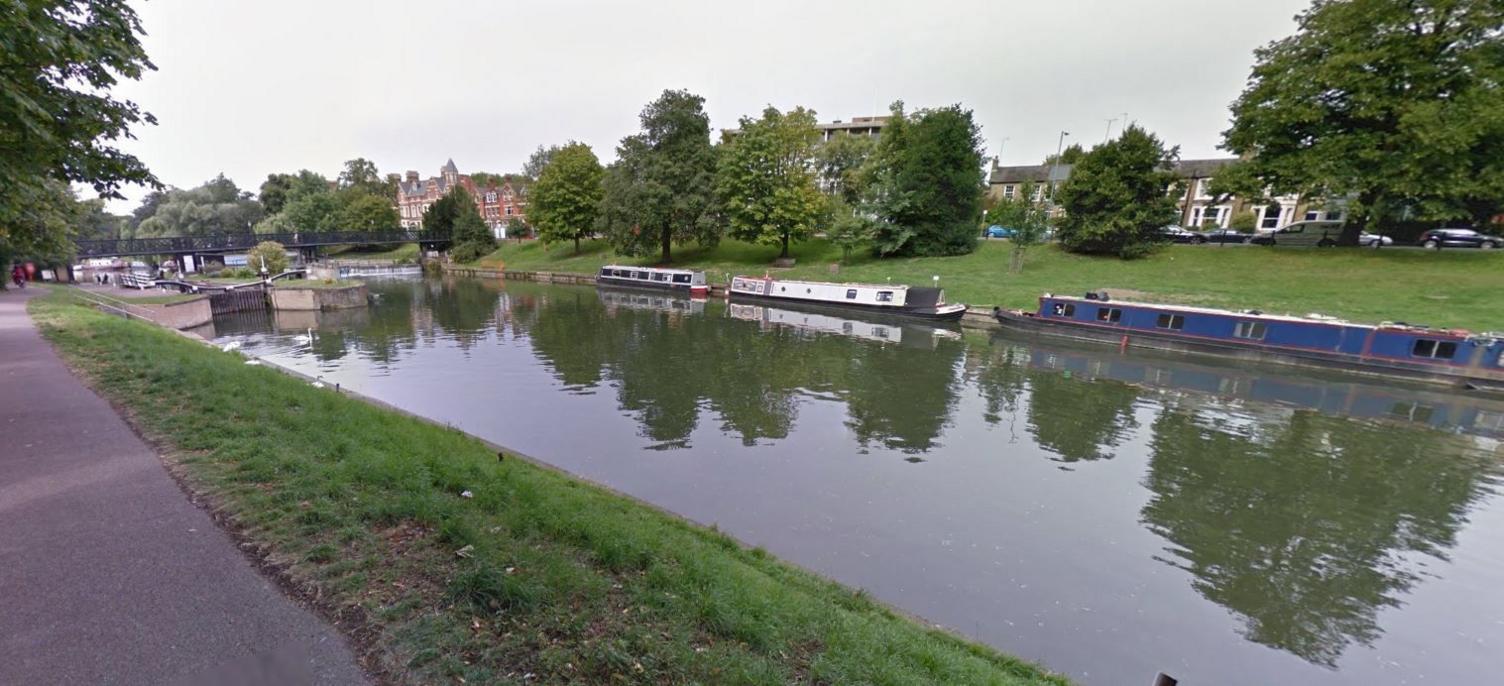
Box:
(329, 243), (421, 263)
(29, 292), (1066, 686)
(474, 238), (1504, 331)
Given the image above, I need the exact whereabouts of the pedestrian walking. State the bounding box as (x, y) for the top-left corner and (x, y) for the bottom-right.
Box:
(11, 265), (27, 289)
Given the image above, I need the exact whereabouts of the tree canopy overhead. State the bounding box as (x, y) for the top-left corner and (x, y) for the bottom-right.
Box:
(717, 106), (824, 259)
(598, 89), (719, 263)
(1, 0), (158, 256)
(1221, 0), (1504, 241)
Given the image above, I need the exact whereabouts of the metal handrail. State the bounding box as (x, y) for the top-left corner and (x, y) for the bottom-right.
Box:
(75, 229), (453, 258)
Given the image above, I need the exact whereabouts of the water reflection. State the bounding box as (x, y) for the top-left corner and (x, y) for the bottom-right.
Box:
(210, 277), (1504, 683)
(1141, 407), (1497, 667)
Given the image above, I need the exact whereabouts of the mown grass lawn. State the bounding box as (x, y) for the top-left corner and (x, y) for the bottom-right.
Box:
(328, 242), (421, 262)
(475, 238), (1504, 331)
(31, 292), (1067, 686)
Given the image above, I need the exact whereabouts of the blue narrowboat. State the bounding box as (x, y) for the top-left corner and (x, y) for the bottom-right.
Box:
(993, 293), (1504, 391)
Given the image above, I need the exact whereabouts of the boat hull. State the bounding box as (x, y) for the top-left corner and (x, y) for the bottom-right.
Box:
(596, 276), (708, 297)
(992, 308), (1504, 391)
(730, 290), (967, 321)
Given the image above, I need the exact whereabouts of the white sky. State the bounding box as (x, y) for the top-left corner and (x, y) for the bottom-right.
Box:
(106, 0), (1310, 212)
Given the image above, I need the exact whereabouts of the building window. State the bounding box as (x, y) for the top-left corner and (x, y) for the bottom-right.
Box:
(1304, 209), (1321, 221)
(1196, 178), (1213, 198)
(1234, 321), (1267, 340)
(1193, 206), (1225, 228)
(876, 291), (895, 302)
(505, 207), (513, 216)
(1412, 339), (1458, 359)
(1156, 313), (1185, 330)
(485, 192), (497, 203)
(1002, 185), (1016, 199)
(1261, 206), (1282, 229)
(1097, 307), (1122, 323)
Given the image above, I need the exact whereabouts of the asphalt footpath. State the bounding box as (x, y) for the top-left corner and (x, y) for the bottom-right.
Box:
(0, 287), (369, 686)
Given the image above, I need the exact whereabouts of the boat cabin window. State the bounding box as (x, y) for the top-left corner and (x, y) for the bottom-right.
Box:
(636, 271), (650, 280)
(1156, 314), (1185, 330)
(1096, 307), (1121, 323)
(613, 269), (627, 277)
(1412, 339), (1458, 359)
(1052, 303), (1076, 317)
(876, 291), (894, 302)
(599, 268), (611, 277)
(651, 272), (667, 281)
(672, 274), (691, 284)
(1234, 321), (1267, 340)
(846, 289), (858, 299)
(874, 327), (889, 339)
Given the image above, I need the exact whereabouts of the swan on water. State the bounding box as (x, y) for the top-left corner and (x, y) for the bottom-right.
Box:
(220, 341), (241, 352)
(292, 328), (313, 344)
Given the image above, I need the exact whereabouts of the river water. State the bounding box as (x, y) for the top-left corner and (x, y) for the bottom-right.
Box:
(208, 276), (1504, 685)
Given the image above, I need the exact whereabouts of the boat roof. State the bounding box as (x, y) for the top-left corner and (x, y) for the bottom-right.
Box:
(734, 276), (919, 291)
(1043, 293), (1496, 339)
(602, 264), (702, 275)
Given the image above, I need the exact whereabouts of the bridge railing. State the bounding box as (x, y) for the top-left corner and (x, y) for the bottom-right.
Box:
(74, 229), (453, 258)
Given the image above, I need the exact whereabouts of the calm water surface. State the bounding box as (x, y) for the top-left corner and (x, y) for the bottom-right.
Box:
(210, 277), (1504, 685)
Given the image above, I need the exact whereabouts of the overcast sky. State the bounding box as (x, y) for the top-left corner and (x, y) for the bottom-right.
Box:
(106, 0), (1311, 211)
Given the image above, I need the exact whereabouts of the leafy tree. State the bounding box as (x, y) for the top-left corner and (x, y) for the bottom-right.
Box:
(1221, 0), (1504, 243)
(1055, 125), (1181, 258)
(1044, 143), (1087, 166)
(1228, 210), (1257, 232)
(717, 106), (824, 259)
(134, 175), (264, 237)
(252, 212), (295, 236)
(279, 190), (340, 233)
(597, 89), (720, 262)
(864, 102), (986, 257)
(506, 216), (529, 241)
(530, 142), (604, 253)
(0, 180), (85, 288)
(1, 0), (158, 253)
(427, 186), (493, 262)
(259, 174), (294, 215)
(247, 240), (289, 275)
(335, 191), (400, 232)
(814, 131), (877, 205)
(338, 158), (395, 199)
(825, 197), (874, 261)
(985, 182), (1050, 272)
(523, 145), (562, 181)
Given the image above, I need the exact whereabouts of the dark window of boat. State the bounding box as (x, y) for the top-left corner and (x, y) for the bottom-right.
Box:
(672, 274), (691, 284)
(1096, 307), (1122, 323)
(599, 268), (611, 277)
(614, 269), (627, 277)
(1052, 303), (1076, 317)
(1156, 314), (1185, 330)
(876, 291), (894, 302)
(846, 289), (857, 299)
(1234, 321), (1267, 340)
(1413, 339), (1458, 359)
(874, 326), (888, 338)
(636, 271), (650, 280)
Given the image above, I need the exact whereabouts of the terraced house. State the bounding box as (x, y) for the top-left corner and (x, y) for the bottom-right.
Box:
(396, 159), (527, 238)
(987, 157), (1347, 230)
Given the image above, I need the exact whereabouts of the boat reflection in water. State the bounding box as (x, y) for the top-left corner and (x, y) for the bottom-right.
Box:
(597, 287), (706, 316)
(1008, 332), (1504, 440)
(728, 301), (961, 349)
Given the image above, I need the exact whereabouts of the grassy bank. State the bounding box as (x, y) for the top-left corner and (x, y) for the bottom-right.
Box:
(329, 243), (421, 262)
(475, 238), (1504, 331)
(30, 292), (1065, 686)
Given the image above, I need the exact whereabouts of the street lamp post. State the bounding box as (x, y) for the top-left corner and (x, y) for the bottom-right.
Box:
(1046, 130), (1070, 213)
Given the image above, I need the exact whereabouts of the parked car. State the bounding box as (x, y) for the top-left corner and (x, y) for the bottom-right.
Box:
(1359, 232), (1393, 247)
(984, 225), (1015, 239)
(1201, 228), (1251, 244)
(1159, 226), (1206, 244)
(1249, 220), (1344, 247)
(1417, 228), (1501, 249)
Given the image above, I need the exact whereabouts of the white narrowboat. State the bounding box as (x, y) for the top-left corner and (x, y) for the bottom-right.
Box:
(596, 265), (708, 297)
(727, 275), (967, 321)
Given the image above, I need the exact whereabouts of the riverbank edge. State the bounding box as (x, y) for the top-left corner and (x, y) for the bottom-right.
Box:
(30, 288), (1070, 685)
(440, 263), (1005, 329)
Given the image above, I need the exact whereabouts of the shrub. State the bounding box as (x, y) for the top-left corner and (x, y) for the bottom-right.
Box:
(246, 241), (290, 275)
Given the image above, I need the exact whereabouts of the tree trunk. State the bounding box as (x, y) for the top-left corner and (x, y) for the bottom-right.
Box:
(780, 233), (790, 259)
(660, 227), (671, 264)
(1340, 191), (1379, 246)
(1009, 246), (1025, 274)
(574, 234), (580, 255)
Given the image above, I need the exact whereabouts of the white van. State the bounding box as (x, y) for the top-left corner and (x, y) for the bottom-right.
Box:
(1251, 220), (1344, 247)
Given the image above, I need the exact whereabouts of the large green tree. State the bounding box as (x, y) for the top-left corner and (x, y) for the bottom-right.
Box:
(1, 0), (158, 253)
(134, 175), (264, 237)
(426, 186), (494, 262)
(864, 102), (986, 257)
(598, 89), (720, 263)
(335, 190), (400, 232)
(716, 106), (824, 259)
(814, 131), (877, 205)
(1055, 125), (1181, 258)
(530, 142), (604, 253)
(337, 158), (395, 200)
(1221, 0), (1504, 242)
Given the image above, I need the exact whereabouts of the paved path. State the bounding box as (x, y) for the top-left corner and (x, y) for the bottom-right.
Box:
(0, 287), (370, 685)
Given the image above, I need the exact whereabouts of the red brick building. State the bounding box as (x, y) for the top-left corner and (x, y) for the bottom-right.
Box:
(396, 159), (527, 238)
